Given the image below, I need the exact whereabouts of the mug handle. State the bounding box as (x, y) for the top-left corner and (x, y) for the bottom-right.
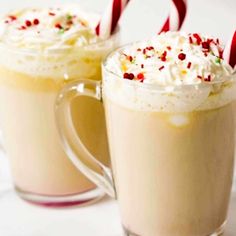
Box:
(55, 80), (115, 198)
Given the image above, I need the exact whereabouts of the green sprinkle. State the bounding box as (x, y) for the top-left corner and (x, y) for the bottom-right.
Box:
(215, 57), (221, 64)
(66, 14), (72, 21)
(58, 28), (65, 34)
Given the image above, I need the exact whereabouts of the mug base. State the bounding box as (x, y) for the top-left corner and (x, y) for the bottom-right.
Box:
(122, 221), (226, 236)
(15, 186), (105, 208)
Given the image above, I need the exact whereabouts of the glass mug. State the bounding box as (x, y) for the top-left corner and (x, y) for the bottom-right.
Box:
(0, 31), (119, 207)
(56, 46), (236, 235)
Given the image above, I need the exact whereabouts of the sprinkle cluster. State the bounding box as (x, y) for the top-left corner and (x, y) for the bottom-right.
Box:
(4, 14), (40, 31)
(0, 7), (100, 51)
(110, 32), (233, 85)
(4, 9), (88, 35)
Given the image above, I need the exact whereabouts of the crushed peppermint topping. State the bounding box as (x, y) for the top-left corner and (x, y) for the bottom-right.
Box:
(0, 6), (101, 51)
(25, 20), (32, 27)
(178, 53), (186, 61)
(33, 18), (39, 25)
(187, 62), (192, 69)
(106, 32), (234, 85)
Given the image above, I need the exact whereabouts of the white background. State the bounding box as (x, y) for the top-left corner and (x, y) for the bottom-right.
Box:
(0, 0), (236, 236)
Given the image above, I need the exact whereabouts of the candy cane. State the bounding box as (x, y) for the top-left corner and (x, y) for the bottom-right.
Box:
(223, 30), (236, 69)
(96, 0), (130, 39)
(160, 0), (187, 33)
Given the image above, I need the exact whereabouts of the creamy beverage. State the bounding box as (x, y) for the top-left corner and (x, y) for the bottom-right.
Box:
(103, 32), (235, 235)
(0, 6), (118, 205)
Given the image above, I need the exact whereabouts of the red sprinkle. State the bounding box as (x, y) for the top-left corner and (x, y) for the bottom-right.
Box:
(160, 51), (167, 61)
(146, 46), (154, 50)
(55, 23), (62, 29)
(25, 20), (32, 27)
(123, 73), (130, 79)
(9, 15), (17, 21)
(19, 25), (27, 30)
(178, 53), (186, 61)
(189, 36), (193, 44)
(197, 75), (202, 80)
(167, 46), (172, 51)
(187, 62), (192, 69)
(193, 33), (202, 45)
(207, 38), (214, 44)
(49, 12), (56, 16)
(202, 41), (210, 50)
(205, 75), (211, 82)
(126, 55), (133, 62)
(219, 50), (224, 59)
(129, 73), (135, 80)
(33, 19), (40, 25)
(123, 73), (134, 80)
(141, 64), (144, 69)
(137, 73), (144, 81)
(159, 65), (165, 71)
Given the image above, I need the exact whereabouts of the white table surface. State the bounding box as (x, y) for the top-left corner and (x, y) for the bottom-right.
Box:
(0, 0), (236, 235)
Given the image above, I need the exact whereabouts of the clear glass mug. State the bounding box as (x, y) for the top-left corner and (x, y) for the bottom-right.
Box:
(56, 46), (236, 235)
(0, 31), (119, 207)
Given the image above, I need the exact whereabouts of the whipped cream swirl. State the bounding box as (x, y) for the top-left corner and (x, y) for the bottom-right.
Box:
(0, 6), (101, 52)
(106, 32), (234, 85)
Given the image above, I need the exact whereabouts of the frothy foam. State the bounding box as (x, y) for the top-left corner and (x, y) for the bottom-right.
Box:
(103, 32), (236, 112)
(0, 6), (100, 51)
(0, 6), (119, 79)
(103, 71), (236, 112)
(0, 38), (118, 79)
(106, 32), (234, 85)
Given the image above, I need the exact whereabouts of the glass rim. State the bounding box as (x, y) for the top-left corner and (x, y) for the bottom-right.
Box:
(102, 43), (236, 92)
(0, 26), (120, 56)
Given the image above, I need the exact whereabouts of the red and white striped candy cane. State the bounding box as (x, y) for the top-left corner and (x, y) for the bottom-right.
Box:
(96, 0), (130, 39)
(223, 30), (236, 69)
(160, 0), (187, 33)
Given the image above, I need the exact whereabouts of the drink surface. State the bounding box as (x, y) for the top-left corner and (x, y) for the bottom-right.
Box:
(0, 6), (117, 197)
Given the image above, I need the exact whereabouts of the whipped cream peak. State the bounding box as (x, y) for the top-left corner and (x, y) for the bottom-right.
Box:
(106, 32), (234, 86)
(0, 6), (101, 52)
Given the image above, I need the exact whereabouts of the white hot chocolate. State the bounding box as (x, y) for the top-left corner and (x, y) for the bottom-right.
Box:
(103, 32), (235, 236)
(0, 6), (118, 200)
